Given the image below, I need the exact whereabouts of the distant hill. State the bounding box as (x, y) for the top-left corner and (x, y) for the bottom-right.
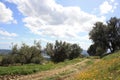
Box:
(81, 50), (89, 56)
(0, 49), (11, 54)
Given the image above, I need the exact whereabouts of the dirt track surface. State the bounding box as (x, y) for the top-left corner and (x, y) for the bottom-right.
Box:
(16, 59), (90, 80)
(0, 59), (99, 80)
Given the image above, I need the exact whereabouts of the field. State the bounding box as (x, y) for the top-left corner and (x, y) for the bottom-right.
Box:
(0, 58), (84, 75)
(0, 51), (120, 80)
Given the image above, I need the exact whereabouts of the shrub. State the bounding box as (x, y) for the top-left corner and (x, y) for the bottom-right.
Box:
(1, 41), (43, 66)
(1, 55), (15, 66)
(31, 57), (42, 64)
(46, 40), (83, 63)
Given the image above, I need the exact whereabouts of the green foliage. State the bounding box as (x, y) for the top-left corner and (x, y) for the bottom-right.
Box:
(85, 60), (94, 65)
(107, 17), (120, 52)
(88, 22), (107, 56)
(1, 55), (15, 65)
(0, 55), (3, 63)
(87, 44), (97, 56)
(69, 44), (83, 60)
(0, 58), (83, 75)
(96, 47), (106, 56)
(31, 57), (42, 64)
(1, 41), (43, 65)
(46, 40), (82, 63)
(88, 17), (120, 56)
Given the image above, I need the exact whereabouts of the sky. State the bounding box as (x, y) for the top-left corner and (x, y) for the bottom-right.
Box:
(0, 0), (120, 50)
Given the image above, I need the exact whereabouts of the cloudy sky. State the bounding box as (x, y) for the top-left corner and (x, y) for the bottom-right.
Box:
(0, 0), (120, 50)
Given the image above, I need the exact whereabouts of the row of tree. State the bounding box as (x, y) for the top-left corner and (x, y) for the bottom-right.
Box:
(1, 40), (83, 65)
(1, 41), (43, 65)
(88, 17), (120, 56)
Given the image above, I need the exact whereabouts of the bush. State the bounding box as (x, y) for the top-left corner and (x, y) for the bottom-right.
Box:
(1, 55), (15, 66)
(31, 57), (42, 64)
(96, 47), (106, 56)
(68, 44), (82, 60)
(1, 41), (43, 66)
(46, 40), (83, 63)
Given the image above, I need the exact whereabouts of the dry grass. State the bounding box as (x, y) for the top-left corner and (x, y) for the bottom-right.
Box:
(74, 51), (120, 80)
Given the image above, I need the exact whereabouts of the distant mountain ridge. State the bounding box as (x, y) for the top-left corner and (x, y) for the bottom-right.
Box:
(0, 49), (11, 54)
(81, 50), (89, 56)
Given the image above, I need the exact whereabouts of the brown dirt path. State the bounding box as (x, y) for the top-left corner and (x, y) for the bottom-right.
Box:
(62, 59), (100, 80)
(14, 59), (90, 80)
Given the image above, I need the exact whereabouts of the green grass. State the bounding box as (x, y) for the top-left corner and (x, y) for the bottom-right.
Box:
(0, 55), (3, 62)
(0, 58), (84, 75)
(103, 51), (120, 60)
(76, 51), (120, 80)
(0, 63), (52, 75)
(85, 60), (94, 65)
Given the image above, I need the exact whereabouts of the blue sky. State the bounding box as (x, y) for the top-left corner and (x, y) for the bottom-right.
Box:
(0, 0), (120, 50)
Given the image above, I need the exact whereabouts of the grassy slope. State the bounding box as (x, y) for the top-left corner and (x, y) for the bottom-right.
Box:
(43, 59), (95, 80)
(75, 51), (120, 80)
(0, 58), (84, 75)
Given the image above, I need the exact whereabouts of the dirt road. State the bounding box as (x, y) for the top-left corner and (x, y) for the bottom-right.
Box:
(15, 59), (90, 80)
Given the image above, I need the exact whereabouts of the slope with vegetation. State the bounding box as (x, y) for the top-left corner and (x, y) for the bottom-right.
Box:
(74, 51), (120, 80)
(0, 50), (119, 80)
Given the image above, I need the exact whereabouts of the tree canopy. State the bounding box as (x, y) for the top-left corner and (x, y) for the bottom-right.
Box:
(88, 17), (120, 56)
(1, 41), (43, 65)
(46, 40), (83, 63)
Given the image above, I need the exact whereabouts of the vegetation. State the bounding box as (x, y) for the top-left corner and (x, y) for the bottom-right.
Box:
(88, 17), (120, 56)
(0, 58), (83, 75)
(75, 50), (120, 80)
(0, 55), (3, 63)
(1, 41), (43, 66)
(46, 40), (83, 63)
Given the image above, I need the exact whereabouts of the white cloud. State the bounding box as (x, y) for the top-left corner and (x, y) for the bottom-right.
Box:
(0, 29), (18, 37)
(100, 1), (112, 14)
(0, 2), (16, 23)
(99, 0), (118, 14)
(7, 0), (106, 49)
(110, 0), (114, 3)
(0, 37), (12, 40)
(8, 0), (105, 37)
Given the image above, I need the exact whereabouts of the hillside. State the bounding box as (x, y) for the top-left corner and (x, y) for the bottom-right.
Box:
(75, 51), (120, 80)
(0, 51), (120, 80)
